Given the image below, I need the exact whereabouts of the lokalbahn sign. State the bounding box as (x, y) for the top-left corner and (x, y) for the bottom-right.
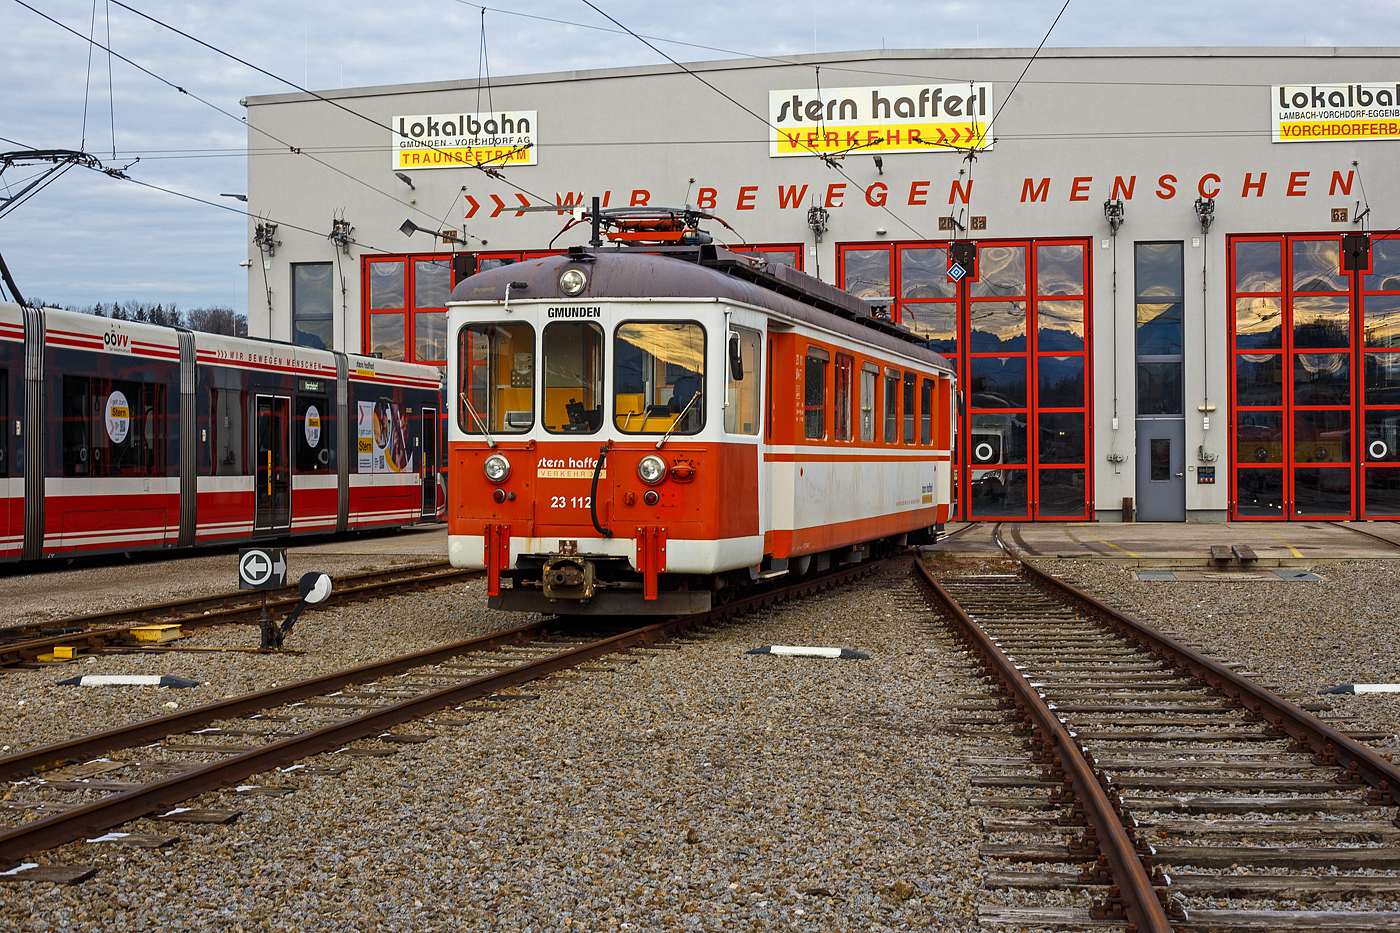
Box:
(768, 84), (993, 157)
(393, 110), (537, 169)
(1273, 84), (1400, 143)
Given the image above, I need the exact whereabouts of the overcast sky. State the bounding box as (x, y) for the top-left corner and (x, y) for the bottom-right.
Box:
(3, 0), (1399, 313)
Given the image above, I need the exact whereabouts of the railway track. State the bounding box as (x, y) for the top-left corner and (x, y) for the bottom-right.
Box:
(0, 556), (881, 881)
(915, 531), (1400, 932)
(0, 561), (476, 671)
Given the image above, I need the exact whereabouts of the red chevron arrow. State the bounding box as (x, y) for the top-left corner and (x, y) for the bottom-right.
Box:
(936, 128), (947, 144)
(489, 194), (507, 218)
(464, 195), (480, 219)
(513, 193), (530, 217)
(950, 127), (962, 144)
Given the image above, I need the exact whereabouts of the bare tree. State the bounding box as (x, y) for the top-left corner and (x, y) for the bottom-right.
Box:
(186, 306), (248, 337)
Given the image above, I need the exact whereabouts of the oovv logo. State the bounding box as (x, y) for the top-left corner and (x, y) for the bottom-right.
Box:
(103, 330), (131, 352)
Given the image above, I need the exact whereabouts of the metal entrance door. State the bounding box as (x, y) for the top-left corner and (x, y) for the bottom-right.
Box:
(421, 408), (438, 519)
(1135, 420), (1186, 521)
(255, 395), (291, 533)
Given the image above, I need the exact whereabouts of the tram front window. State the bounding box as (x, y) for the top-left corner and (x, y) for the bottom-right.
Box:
(458, 323), (535, 434)
(543, 321), (604, 434)
(615, 321), (706, 434)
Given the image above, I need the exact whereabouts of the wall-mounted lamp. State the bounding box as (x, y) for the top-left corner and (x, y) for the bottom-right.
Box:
(1103, 199), (1125, 236)
(395, 172), (415, 190)
(873, 155), (883, 175)
(220, 193), (247, 202)
(400, 218), (460, 243)
(1194, 197), (1215, 235)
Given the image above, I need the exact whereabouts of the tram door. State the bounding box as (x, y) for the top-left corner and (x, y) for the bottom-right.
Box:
(254, 395), (291, 533)
(421, 408), (438, 519)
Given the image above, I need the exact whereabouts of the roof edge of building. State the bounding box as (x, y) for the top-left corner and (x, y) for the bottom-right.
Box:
(243, 45), (1400, 107)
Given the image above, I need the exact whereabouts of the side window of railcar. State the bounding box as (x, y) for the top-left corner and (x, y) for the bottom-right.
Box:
(296, 389), (332, 472)
(860, 363), (877, 442)
(903, 372), (917, 445)
(834, 354), (854, 441)
(0, 373), (7, 476)
(61, 377), (167, 477)
(209, 388), (247, 475)
(921, 378), (934, 445)
(542, 321), (604, 434)
(803, 348), (828, 440)
(724, 326), (761, 436)
(883, 368), (900, 444)
(459, 323), (534, 434)
(614, 322), (706, 434)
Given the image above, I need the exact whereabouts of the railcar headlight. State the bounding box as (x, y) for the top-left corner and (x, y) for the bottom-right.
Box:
(559, 267), (587, 296)
(637, 455), (667, 485)
(483, 454), (511, 483)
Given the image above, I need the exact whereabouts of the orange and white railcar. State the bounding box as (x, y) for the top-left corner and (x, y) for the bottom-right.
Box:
(447, 245), (954, 614)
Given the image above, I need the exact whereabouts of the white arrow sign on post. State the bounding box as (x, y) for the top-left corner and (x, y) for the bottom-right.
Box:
(239, 548), (288, 591)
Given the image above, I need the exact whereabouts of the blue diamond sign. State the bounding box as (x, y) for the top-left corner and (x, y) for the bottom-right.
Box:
(947, 262), (967, 283)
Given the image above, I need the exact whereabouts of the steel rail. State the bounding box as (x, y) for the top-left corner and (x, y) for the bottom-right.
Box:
(0, 555), (884, 867)
(912, 557), (1173, 933)
(1008, 546), (1400, 811)
(0, 562), (477, 670)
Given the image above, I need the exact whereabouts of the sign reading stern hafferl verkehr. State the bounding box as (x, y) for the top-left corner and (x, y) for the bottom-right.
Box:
(768, 84), (993, 157)
(393, 110), (537, 169)
(1273, 84), (1400, 143)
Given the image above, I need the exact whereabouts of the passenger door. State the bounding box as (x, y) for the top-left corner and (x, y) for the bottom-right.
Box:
(421, 407), (438, 520)
(255, 395), (291, 533)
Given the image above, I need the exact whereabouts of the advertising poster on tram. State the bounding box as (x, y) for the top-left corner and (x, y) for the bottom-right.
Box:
(357, 400), (414, 473)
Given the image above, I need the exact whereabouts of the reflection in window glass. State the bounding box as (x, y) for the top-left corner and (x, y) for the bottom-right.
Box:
(753, 249), (799, 268)
(1234, 240), (1282, 293)
(1037, 356), (1085, 408)
(1235, 297), (1283, 350)
(1292, 239), (1347, 292)
(1294, 467), (1352, 515)
(1036, 300), (1084, 351)
(459, 323), (534, 434)
(860, 365), (877, 442)
(414, 259), (452, 308)
(1235, 354), (1283, 407)
(1038, 469), (1085, 515)
(1137, 302), (1184, 355)
(1137, 362), (1183, 415)
(1295, 410), (1351, 463)
(1236, 467), (1284, 516)
(804, 352), (828, 440)
(414, 311), (447, 362)
(1292, 296), (1351, 348)
(970, 357), (1027, 409)
(969, 466), (1027, 517)
(1363, 294), (1400, 347)
(543, 321), (604, 434)
(883, 369), (900, 443)
(725, 326), (761, 435)
(295, 318), (334, 353)
(1366, 353), (1400, 406)
(293, 263), (334, 350)
(614, 322), (706, 434)
(369, 262), (405, 309)
(969, 301), (1026, 352)
(1364, 238), (1400, 292)
(208, 386), (246, 475)
(369, 314), (406, 361)
(1236, 411), (1284, 463)
(901, 302), (956, 355)
(1036, 244), (1085, 296)
(1135, 243), (1184, 298)
(920, 378), (933, 445)
(900, 248), (955, 298)
(842, 248), (891, 297)
(970, 245), (1026, 298)
(1365, 410), (1400, 461)
(1364, 466), (1400, 514)
(1293, 354), (1351, 406)
(1038, 412), (1084, 464)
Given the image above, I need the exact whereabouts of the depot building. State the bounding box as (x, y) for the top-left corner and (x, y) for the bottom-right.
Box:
(243, 46), (1400, 523)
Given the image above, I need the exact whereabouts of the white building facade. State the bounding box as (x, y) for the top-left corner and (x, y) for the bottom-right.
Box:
(245, 47), (1400, 522)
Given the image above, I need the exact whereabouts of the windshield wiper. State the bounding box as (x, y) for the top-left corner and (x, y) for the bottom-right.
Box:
(461, 394), (498, 448)
(655, 392), (700, 449)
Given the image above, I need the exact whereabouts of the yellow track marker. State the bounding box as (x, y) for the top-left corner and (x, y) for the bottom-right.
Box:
(1079, 530), (1143, 558)
(1267, 531), (1304, 558)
